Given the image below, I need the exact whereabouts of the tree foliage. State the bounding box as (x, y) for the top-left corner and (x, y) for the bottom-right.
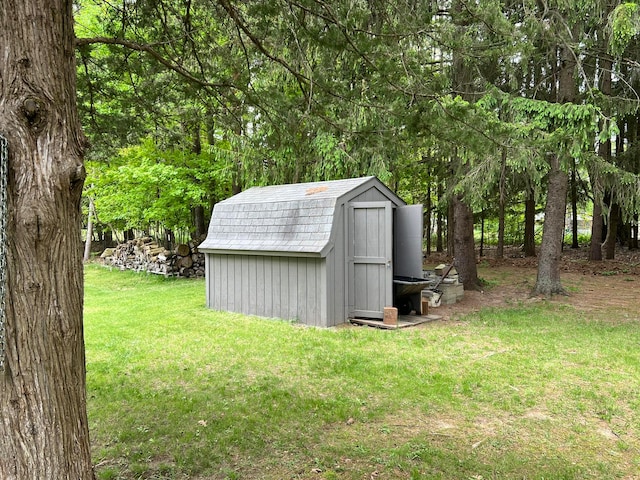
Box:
(74, 0), (640, 282)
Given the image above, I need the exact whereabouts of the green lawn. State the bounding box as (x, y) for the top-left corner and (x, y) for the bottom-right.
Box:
(85, 265), (640, 479)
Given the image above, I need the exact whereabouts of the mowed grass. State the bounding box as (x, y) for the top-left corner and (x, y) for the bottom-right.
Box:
(85, 265), (640, 479)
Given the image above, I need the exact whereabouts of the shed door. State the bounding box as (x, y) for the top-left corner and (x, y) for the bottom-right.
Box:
(394, 204), (424, 278)
(348, 201), (393, 319)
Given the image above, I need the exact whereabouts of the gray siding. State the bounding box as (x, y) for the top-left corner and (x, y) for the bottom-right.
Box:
(207, 254), (329, 326)
(350, 186), (391, 203)
(327, 203), (347, 325)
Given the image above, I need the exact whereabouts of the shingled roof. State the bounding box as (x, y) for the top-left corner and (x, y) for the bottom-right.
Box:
(199, 176), (401, 256)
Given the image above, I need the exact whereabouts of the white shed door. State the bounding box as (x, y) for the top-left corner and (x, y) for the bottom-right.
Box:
(348, 202), (393, 319)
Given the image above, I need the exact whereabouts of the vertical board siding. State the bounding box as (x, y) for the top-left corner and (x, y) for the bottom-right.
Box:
(323, 203), (346, 326)
(335, 205), (347, 325)
(283, 258), (291, 318)
(256, 256), (265, 313)
(297, 259), (308, 324)
(320, 261), (328, 326)
(241, 256), (249, 314)
(350, 187), (389, 203)
(272, 257), (281, 316)
(288, 260), (298, 320)
(216, 256), (224, 308)
(325, 250), (336, 326)
(348, 202), (392, 319)
(264, 256), (273, 317)
(206, 254), (327, 326)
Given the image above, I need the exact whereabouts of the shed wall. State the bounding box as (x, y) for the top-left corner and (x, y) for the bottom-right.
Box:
(325, 204), (347, 326)
(321, 187), (391, 325)
(206, 254), (328, 327)
(350, 187), (391, 203)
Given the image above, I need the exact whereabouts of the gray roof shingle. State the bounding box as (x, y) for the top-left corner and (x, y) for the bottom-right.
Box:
(200, 177), (395, 256)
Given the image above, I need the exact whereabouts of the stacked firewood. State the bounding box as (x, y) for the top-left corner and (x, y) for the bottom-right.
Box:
(100, 237), (205, 277)
(172, 239), (206, 278)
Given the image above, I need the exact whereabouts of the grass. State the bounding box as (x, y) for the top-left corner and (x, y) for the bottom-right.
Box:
(85, 265), (640, 479)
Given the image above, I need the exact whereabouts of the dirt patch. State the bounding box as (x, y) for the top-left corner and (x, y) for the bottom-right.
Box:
(425, 247), (640, 322)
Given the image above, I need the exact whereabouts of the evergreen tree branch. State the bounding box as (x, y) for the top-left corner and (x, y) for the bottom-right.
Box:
(75, 36), (235, 90)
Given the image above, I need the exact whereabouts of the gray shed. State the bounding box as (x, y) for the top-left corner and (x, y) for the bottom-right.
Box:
(199, 176), (424, 327)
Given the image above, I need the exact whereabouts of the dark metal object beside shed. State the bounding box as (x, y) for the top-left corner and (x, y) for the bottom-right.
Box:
(199, 176), (424, 327)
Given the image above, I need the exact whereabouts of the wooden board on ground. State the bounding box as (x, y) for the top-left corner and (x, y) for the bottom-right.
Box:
(350, 314), (441, 329)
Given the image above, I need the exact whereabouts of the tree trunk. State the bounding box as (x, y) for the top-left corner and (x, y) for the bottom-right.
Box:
(523, 190), (536, 257)
(424, 175), (432, 255)
(479, 212), (485, 257)
(0, 1), (94, 478)
(603, 203), (620, 259)
(534, 27), (576, 294)
(570, 160), (579, 248)
(164, 228), (176, 251)
(496, 149), (507, 259)
(589, 40), (612, 261)
(83, 197), (94, 262)
(447, 196), (455, 256)
(453, 195), (480, 290)
(193, 205), (206, 238)
(589, 200), (604, 261)
(436, 183), (444, 252)
(103, 229), (113, 249)
(589, 136), (609, 262)
(533, 156), (568, 296)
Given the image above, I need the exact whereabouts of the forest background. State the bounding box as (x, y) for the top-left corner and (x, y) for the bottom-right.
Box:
(3, 1), (640, 478)
(75, 0), (640, 296)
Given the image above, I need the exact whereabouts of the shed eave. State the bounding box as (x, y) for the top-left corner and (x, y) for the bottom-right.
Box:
(335, 176), (406, 207)
(200, 247), (324, 258)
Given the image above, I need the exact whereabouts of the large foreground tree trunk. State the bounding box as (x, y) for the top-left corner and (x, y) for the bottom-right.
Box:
(0, 2), (94, 479)
(533, 156), (568, 296)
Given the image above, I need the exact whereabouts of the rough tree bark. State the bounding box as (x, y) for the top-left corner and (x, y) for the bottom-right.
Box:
(523, 190), (536, 257)
(448, 0), (480, 289)
(589, 199), (604, 261)
(436, 182), (444, 252)
(0, 1), (94, 479)
(590, 44), (612, 261)
(193, 205), (206, 238)
(496, 147), (507, 259)
(446, 193), (455, 257)
(534, 155), (568, 295)
(603, 203), (620, 259)
(570, 160), (579, 249)
(453, 194), (480, 290)
(84, 197), (95, 262)
(533, 30), (575, 295)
